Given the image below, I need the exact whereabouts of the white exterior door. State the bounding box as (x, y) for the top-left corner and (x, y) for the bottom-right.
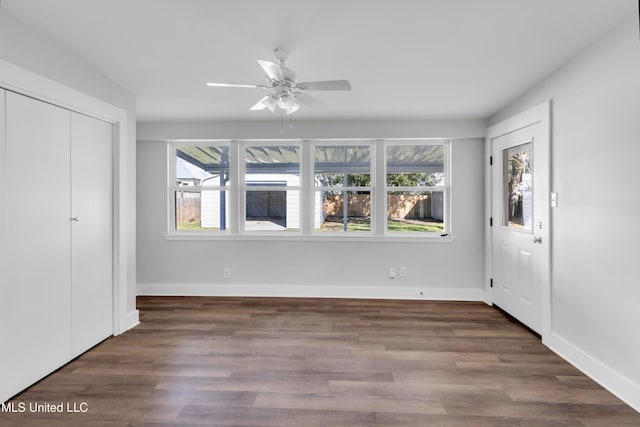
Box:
(489, 103), (550, 335)
(71, 112), (114, 356)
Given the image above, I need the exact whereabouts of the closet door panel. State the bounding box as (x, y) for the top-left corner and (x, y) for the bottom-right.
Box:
(70, 112), (114, 356)
(1, 92), (72, 401)
(0, 90), (8, 402)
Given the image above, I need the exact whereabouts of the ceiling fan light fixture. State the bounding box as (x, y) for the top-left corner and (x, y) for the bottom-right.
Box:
(278, 93), (295, 110)
(285, 103), (300, 115)
(263, 96), (278, 112)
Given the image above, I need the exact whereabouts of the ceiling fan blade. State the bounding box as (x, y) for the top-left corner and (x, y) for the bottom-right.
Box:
(296, 80), (351, 91)
(206, 82), (267, 88)
(257, 60), (284, 82)
(295, 93), (328, 108)
(250, 96), (269, 111)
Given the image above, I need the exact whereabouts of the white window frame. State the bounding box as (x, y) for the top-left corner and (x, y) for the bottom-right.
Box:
(168, 140), (234, 235)
(383, 139), (451, 237)
(166, 138), (453, 242)
(311, 140), (375, 235)
(240, 140), (303, 235)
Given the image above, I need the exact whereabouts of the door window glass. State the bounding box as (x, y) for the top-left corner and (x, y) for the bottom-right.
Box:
(503, 142), (533, 230)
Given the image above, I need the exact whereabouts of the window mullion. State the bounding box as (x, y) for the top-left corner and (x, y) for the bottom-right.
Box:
(301, 141), (312, 235)
(168, 143), (177, 233)
(445, 140), (451, 234)
(385, 186), (446, 192)
(374, 139), (386, 236)
(342, 161), (348, 232)
(229, 141), (240, 235)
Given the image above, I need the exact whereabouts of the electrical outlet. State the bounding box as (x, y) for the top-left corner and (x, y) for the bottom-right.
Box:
(388, 267), (396, 279)
(223, 268), (231, 279)
(400, 266), (407, 277)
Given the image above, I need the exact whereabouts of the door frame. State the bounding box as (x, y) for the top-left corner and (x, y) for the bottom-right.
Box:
(0, 58), (138, 335)
(485, 100), (551, 341)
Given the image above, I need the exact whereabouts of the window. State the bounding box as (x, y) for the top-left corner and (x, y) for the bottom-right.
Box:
(313, 143), (372, 233)
(385, 142), (447, 234)
(172, 143), (230, 232)
(242, 144), (301, 232)
(169, 139), (450, 239)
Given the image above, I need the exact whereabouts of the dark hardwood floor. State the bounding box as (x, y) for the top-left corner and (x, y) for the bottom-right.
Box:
(1, 297), (638, 426)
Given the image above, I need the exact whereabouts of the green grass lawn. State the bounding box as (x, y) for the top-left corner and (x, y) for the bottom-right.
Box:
(178, 218), (444, 233)
(387, 219), (444, 233)
(318, 216), (371, 232)
(177, 222), (296, 231)
(319, 217), (443, 233)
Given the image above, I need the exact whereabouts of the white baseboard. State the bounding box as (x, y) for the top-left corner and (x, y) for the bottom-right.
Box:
(116, 310), (139, 335)
(545, 332), (640, 413)
(137, 283), (484, 301)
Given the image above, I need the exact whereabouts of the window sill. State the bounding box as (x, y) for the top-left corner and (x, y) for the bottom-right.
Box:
(163, 233), (456, 243)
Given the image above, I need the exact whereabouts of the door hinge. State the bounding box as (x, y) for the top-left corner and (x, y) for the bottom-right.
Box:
(490, 278), (493, 288)
(489, 156), (493, 165)
(490, 217), (493, 227)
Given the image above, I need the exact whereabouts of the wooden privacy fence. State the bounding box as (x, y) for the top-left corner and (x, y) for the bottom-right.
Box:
(323, 194), (370, 217)
(324, 193), (432, 219)
(387, 194), (432, 219)
(176, 192), (201, 224)
(177, 192), (436, 225)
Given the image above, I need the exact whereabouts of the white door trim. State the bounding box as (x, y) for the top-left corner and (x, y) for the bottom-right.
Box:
(485, 100), (551, 341)
(0, 58), (138, 335)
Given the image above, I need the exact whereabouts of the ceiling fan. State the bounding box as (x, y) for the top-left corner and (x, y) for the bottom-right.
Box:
(206, 49), (351, 115)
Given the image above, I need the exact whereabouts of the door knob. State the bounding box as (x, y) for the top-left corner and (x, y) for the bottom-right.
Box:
(532, 236), (542, 244)
(71, 217), (80, 222)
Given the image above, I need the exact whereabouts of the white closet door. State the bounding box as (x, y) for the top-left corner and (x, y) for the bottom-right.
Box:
(70, 112), (113, 357)
(1, 91), (72, 401)
(0, 90), (8, 401)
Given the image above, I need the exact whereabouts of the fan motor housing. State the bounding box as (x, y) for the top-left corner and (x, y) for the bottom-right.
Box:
(274, 48), (289, 63)
(280, 67), (297, 87)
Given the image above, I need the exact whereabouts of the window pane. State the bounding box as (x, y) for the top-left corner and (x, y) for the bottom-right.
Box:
(175, 190), (228, 231)
(314, 145), (371, 187)
(387, 191), (444, 233)
(176, 145), (230, 187)
(386, 144), (444, 186)
(245, 145), (300, 179)
(315, 191), (371, 232)
(503, 142), (533, 230)
(245, 190), (299, 231)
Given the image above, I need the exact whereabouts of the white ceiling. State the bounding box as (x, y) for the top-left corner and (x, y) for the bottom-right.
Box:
(2, 0), (636, 122)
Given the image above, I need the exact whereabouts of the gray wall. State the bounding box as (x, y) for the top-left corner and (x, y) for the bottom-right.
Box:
(136, 120), (486, 298)
(490, 15), (640, 400)
(0, 9), (137, 314)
